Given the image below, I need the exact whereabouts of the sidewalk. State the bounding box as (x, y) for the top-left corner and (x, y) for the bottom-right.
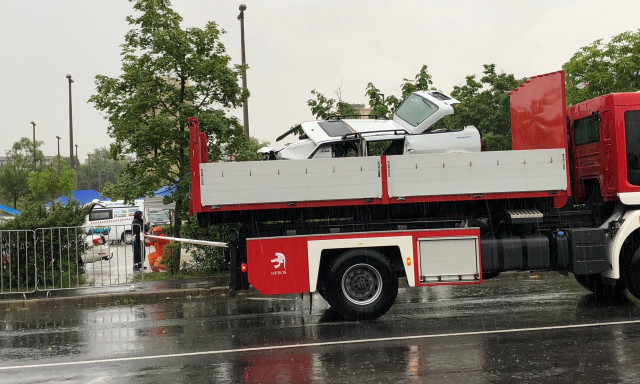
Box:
(0, 276), (232, 311)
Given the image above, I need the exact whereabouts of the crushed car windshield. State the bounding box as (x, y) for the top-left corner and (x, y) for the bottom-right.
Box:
(395, 94), (439, 127)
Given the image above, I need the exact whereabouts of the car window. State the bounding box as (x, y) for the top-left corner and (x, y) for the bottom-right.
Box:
(367, 139), (405, 156)
(318, 121), (352, 137)
(395, 94), (439, 127)
(311, 141), (360, 158)
(150, 212), (169, 221)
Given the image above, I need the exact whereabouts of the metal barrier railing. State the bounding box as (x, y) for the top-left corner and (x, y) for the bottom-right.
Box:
(0, 224), (147, 295)
(1, 230), (35, 293)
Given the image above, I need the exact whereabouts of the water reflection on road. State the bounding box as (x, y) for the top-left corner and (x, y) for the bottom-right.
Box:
(1, 273), (640, 383)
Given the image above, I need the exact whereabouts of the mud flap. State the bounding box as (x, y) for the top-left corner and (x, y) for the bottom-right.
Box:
(229, 231), (249, 296)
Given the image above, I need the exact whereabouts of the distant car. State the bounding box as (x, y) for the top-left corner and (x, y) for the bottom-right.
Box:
(148, 210), (171, 228)
(260, 90), (482, 160)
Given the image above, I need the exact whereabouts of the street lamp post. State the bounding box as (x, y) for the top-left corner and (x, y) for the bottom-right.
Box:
(55, 135), (62, 176)
(238, 4), (249, 137)
(30, 121), (36, 170)
(74, 144), (79, 185)
(98, 170), (106, 192)
(66, 74), (74, 170)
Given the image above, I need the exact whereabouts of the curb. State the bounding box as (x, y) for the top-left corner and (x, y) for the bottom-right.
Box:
(1, 286), (232, 311)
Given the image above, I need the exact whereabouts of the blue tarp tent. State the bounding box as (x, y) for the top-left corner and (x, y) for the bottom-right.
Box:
(144, 185), (176, 210)
(153, 185), (176, 197)
(0, 203), (20, 216)
(47, 189), (109, 207)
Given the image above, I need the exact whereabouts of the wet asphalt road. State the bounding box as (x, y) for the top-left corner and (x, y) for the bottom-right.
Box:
(2, 273), (640, 383)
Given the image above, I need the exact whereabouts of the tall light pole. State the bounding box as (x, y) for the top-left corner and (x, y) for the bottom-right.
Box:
(238, 4), (249, 136)
(87, 153), (92, 190)
(30, 121), (36, 170)
(55, 135), (62, 176)
(66, 74), (74, 170)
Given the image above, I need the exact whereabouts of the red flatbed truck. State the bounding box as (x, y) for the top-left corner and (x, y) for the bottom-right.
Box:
(189, 70), (640, 320)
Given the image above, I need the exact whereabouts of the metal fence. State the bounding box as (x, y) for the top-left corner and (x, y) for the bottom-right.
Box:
(0, 224), (145, 295)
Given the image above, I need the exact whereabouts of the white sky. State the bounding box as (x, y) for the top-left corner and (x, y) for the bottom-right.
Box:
(1, 0), (639, 160)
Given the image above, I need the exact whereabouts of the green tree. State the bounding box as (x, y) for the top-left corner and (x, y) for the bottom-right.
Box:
(448, 64), (524, 150)
(75, 147), (125, 192)
(563, 29), (640, 106)
(28, 160), (76, 202)
(0, 165), (30, 208)
(89, 0), (247, 271)
(5, 137), (44, 171)
(307, 87), (360, 119)
(0, 138), (45, 208)
(307, 89), (337, 119)
(400, 64), (434, 99)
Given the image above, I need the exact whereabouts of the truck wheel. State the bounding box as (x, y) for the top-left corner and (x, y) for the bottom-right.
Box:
(121, 231), (133, 245)
(317, 275), (336, 306)
(573, 273), (625, 298)
(620, 244), (640, 299)
(326, 249), (398, 320)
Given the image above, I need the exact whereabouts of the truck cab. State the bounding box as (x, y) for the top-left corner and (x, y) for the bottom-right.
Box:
(568, 93), (640, 208)
(266, 90), (482, 160)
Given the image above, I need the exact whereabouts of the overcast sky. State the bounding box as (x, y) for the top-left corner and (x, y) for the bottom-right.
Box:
(1, 0), (640, 160)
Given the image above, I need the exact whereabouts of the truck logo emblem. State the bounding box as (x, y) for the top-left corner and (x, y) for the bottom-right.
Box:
(271, 252), (286, 269)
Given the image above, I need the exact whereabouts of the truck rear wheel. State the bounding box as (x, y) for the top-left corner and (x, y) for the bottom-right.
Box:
(326, 249), (397, 320)
(620, 244), (640, 299)
(573, 273), (625, 298)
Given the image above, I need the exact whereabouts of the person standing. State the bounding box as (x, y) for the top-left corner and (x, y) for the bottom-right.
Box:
(132, 210), (146, 271)
(147, 226), (169, 272)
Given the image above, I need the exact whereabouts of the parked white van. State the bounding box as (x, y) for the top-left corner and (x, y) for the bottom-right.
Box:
(83, 199), (145, 244)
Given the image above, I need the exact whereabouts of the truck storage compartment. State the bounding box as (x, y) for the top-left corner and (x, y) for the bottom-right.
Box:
(418, 236), (480, 283)
(566, 228), (608, 275)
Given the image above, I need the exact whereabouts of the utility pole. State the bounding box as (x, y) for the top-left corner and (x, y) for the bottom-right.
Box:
(238, 4), (249, 136)
(55, 135), (62, 176)
(66, 74), (74, 170)
(30, 121), (36, 170)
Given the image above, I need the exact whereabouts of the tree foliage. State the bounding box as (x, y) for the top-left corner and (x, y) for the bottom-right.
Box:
(307, 88), (360, 119)
(447, 64), (524, 150)
(75, 147), (125, 192)
(0, 137), (45, 208)
(563, 29), (640, 106)
(27, 160), (76, 203)
(89, 0), (248, 251)
(0, 165), (30, 208)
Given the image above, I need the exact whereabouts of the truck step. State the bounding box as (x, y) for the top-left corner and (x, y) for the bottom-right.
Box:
(506, 209), (543, 224)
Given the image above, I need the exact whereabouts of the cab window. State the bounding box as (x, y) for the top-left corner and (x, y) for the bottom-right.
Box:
(574, 116), (600, 146)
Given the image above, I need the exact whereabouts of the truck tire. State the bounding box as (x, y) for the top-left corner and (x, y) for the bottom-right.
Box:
(573, 273), (625, 299)
(326, 249), (398, 320)
(620, 244), (640, 299)
(317, 273), (336, 307)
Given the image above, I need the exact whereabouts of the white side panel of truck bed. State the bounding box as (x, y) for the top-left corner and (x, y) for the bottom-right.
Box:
(200, 157), (382, 206)
(387, 149), (567, 198)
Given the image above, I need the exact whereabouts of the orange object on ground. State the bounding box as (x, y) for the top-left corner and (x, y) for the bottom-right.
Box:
(148, 232), (170, 272)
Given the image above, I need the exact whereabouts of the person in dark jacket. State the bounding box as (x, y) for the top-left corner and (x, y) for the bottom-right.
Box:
(132, 210), (146, 271)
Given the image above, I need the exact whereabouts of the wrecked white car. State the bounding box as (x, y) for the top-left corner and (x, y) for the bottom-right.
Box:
(261, 90), (482, 160)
